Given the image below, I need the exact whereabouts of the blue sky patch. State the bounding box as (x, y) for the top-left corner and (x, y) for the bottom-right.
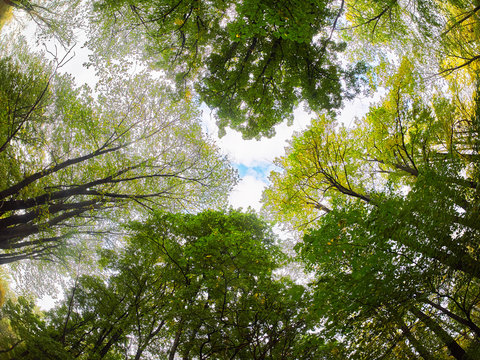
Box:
(234, 163), (280, 183)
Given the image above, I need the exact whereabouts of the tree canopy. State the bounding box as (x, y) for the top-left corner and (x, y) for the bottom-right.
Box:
(1, 210), (318, 359)
(0, 40), (236, 264)
(88, 0), (369, 139)
(262, 56), (480, 359)
(87, 0), (480, 138)
(1, 0), (480, 359)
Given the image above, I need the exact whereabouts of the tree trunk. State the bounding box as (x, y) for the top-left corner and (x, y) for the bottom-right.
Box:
(169, 319), (184, 360)
(410, 307), (472, 360)
(397, 318), (437, 360)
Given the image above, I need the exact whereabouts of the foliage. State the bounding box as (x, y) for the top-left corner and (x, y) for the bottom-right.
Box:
(0, 2), (13, 30)
(263, 62), (480, 357)
(1, 0), (84, 46)
(89, 0), (368, 139)
(1, 210), (317, 359)
(88, 0), (480, 139)
(2, 0), (480, 358)
(0, 41), (237, 264)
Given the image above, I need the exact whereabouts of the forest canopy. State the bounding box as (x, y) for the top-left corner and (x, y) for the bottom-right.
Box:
(0, 0), (480, 359)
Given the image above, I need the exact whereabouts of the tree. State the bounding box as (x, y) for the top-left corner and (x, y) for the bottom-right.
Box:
(346, 0), (480, 119)
(87, 0), (480, 140)
(434, 0), (480, 86)
(88, 0), (367, 139)
(342, 0), (447, 42)
(0, 42), (237, 264)
(296, 199), (480, 359)
(1, 210), (318, 359)
(263, 60), (480, 276)
(262, 61), (480, 357)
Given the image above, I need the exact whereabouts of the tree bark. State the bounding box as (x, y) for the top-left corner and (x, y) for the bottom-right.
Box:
(169, 319), (184, 360)
(410, 306), (472, 360)
(398, 321), (436, 360)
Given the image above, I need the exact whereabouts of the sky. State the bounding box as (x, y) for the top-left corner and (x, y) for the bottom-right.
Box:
(201, 105), (312, 211)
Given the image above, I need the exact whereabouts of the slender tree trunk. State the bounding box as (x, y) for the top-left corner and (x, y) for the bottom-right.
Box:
(169, 319), (184, 360)
(133, 320), (166, 360)
(397, 319), (437, 360)
(98, 330), (123, 358)
(410, 307), (472, 360)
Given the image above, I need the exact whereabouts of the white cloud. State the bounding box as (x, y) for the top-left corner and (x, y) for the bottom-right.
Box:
(202, 95), (378, 168)
(338, 93), (385, 127)
(228, 173), (267, 211)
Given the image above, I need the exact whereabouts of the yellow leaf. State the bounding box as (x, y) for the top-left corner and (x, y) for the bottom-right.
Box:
(174, 18), (184, 26)
(184, 88), (192, 102)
